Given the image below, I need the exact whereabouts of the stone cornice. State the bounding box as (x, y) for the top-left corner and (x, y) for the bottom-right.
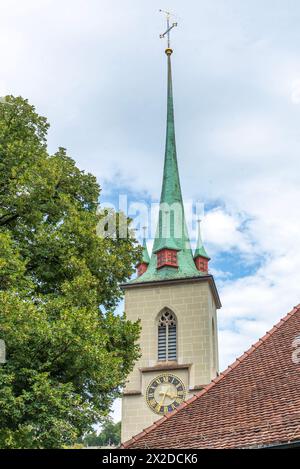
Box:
(121, 275), (222, 309)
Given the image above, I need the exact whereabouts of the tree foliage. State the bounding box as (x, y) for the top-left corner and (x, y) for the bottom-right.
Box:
(0, 96), (141, 448)
(81, 419), (121, 447)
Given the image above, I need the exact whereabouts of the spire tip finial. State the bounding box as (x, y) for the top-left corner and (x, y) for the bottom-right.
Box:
(160, 10), (178, 51)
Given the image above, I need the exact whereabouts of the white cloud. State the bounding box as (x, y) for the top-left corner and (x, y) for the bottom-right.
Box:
(112, 398), (121, 423)
(203, 208), (253, 254)
(290, 79), (300, 104)
(218, 318), (271, 370)
(212, 118), (279, 161)
(0, 80), (9, 97)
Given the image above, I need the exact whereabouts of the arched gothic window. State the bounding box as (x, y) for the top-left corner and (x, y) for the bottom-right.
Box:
(158, 309), (177, 361)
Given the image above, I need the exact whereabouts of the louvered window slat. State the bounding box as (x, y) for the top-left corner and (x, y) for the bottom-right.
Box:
(158, 326), (167, 360)
(158, 310), (177, 361)
(168, 324), (177, 360)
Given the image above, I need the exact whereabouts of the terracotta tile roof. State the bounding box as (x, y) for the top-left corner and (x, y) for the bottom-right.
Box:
(122, 305), (300, 449)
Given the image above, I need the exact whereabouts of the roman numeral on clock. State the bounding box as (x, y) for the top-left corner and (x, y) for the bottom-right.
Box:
(155, 404), (162, 413)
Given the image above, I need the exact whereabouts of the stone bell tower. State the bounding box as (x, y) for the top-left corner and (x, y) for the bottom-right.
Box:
(121, 44), (221, 443)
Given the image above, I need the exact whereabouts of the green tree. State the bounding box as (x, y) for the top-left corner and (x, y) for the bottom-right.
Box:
(82, 419), (121, 447)
(0, 96), (141, 448)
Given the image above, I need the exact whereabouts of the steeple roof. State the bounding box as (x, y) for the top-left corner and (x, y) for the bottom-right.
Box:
(141, 233), (150, 264)
(131, 49), (204, 283)
(152, 49), (187, 254)
(194, 220), (210, 260)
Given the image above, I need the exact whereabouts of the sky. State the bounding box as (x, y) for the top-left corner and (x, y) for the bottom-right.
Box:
(1, 0), (300, 422)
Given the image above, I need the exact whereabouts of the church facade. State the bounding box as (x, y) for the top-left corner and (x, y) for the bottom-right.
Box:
(121, 47), (221, 443)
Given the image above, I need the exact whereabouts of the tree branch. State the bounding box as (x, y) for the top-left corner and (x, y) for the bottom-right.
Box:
(0, 213), (19, 226)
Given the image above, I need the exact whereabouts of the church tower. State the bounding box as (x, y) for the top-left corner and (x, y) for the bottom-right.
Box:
(121, 42), (221, 443)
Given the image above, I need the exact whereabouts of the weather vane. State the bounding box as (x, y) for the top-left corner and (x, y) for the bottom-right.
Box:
(159, 9), (178, 50)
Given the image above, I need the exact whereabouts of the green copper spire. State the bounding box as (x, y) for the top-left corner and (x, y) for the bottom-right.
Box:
(141, 227), (150, 264)
(152, 49), (185, 254)
(194, 220), (210, 260)
(131, 49), (205, 284)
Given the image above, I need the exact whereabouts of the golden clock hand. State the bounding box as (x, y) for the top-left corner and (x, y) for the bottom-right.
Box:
(159, 390), (167, 407)
(159, 388), (176, 400)
(164, 391), (176, 399)
(158, 386), (177, 406)
(158, 385), (171, 406)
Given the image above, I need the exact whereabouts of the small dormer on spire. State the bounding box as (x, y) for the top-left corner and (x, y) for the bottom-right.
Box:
(194, 219), (210, 273)
(137, 227), (150, 277)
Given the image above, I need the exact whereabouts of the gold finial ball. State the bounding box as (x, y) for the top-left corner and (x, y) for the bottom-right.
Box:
(165, 48), (173, 56)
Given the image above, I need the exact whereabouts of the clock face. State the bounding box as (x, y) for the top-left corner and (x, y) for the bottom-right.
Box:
(146, 374), (186, 415)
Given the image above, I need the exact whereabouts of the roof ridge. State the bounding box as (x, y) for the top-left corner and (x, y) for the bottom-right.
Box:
(121, 303), (300, 448)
